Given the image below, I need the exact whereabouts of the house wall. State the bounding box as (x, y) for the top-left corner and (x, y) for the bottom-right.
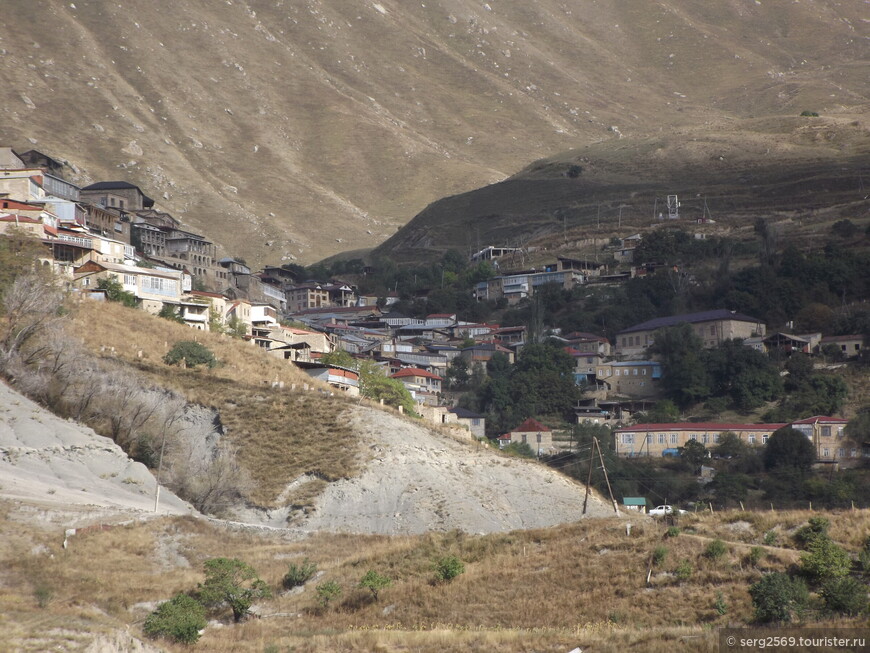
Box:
(510, 429), (553, 453)
(616, 318), (766, 357)
(614, 426), (781, 457)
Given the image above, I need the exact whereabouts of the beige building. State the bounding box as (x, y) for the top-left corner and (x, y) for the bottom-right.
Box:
(790, 416), (855, 463)
(507, 418), (554, 455)
(73, 260), (188, 314)
(615, 309), (766, 358)
(613, 422), (786, 457)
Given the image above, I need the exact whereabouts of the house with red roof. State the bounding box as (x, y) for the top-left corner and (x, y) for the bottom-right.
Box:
(390, 367), (443, 405)
(508, 418), (554, 455)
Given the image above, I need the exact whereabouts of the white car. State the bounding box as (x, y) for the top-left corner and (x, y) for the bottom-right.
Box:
(648, 505), (687, 516)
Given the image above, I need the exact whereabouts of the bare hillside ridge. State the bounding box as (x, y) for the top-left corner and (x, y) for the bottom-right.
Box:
(1, 0), (867, 264)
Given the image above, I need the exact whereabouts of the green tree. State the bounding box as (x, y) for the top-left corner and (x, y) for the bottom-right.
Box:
(764, 427), (815, 472)
(315, 580), (342, 607)
(158, 304), (185, 323)
(710, 472), (750, 507)
(163, 341), (217, 368)
(800, 536), (852, 585)
(705, 339), (782, 411)
(641, 399), (681, 423)
(820, 577), (867, 616)
(196, 558), (271, 623)
(679, 439), (708, 473)
(97, 276), (137, 307)
(433, 555), (465, 582)
(508, 342), (579, 420)
(445, 356), (470, 390)
(648, 324), (711, 408)
(749, 573), (809, 623)
(358, 570), (391, 601)
(143, 593), (207, 644)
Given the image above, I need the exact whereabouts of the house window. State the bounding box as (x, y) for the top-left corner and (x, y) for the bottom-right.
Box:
(762, 435), (769, 444)
(838, 448), (844, 458)
(821, 426), (831, 437)
(670, 434), (677, 444)
(633, 368), (638, 375)
(702, 434), (709, 444)
(615, 369), (620, 376)
(622, 434), (634, 445)
(713, 434), (720, 443)
(689, 434), (696, 441)
(536, 433), (542, 443)
(642, 368), (647, 375)
(522, 434), (527, 444)
(823, 448), (830, 458)
(124, 274), (135, 285)
(851, 448), (857, 458)
(748, 434), (756, 444)
(658, 434), (665, 445)
(710, 325), (716, 335)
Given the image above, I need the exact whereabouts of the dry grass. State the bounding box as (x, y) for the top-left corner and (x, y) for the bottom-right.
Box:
(4, 502), (868, 651)
(64, 300), (362, 506)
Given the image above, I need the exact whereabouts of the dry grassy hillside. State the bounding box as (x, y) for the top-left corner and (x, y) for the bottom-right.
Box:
(66, 300), (361, 508)
(1, 0), (867, 264)
(3, 505), (869, 651)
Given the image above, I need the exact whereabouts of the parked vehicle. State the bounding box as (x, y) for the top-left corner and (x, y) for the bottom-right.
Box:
(649, 504), (687, 516)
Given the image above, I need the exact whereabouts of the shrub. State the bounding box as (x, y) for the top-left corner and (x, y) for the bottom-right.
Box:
(143, 593), (207, 644)
(714, 591), (728, 616)
(502, 442), (536, 458)
(158, 304), (185, 323)
(665, 526), (681, 538)
(283, 558), (317, 590)
(763, 530), (778, 546)
(820, 577), (868, 616)
(97, 277), (137, 307)
(359, 570), (391, 601)
(196, 558), (270, 622)
(675, 559), (693, 581)
(800, 110), (819, 117)
(163, 340), (217, 369)
(748, 546), (765, 567)
(434, 555), (465, 582)
(34, 584), (53, 608)
(704, 539), (728, 561)
(750, 572), (809, 623)
(652, 546), (668, 566)
(794, 516), (830, 548)
(316, 580), (342, 607)
(800, 536), (851, 585)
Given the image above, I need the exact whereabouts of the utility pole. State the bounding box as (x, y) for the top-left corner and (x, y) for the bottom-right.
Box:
(582, 440), (595, 515)
(594, 437), (620, 515)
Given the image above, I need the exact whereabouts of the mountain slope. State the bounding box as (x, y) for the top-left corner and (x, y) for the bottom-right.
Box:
(1, 0), (867, 264)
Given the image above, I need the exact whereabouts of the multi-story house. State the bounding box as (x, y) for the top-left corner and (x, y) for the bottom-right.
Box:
(615, 309), (766, 358)
(613, 422), (785, 457)
(80, 181), (155, 212)
(790, 416), (854, 463)
(72, 260), (189, 314)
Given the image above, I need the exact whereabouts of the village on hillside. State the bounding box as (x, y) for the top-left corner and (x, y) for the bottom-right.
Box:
(1, 145), (865, 469)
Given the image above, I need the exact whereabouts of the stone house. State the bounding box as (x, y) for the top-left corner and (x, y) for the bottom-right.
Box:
(615, 309), (766, 358)
(789, 416), (854, 463)
(508, 418), (553, 455)
(80, 181), (154, 212)
(612, 422), (786, 457)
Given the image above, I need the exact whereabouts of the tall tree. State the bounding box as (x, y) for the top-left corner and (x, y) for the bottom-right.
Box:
(648, 324), (711, 408)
